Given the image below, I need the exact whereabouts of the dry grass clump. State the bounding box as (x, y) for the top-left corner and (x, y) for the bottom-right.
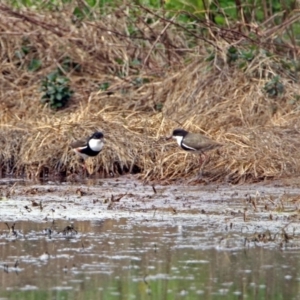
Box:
(0, 3), (300, 183)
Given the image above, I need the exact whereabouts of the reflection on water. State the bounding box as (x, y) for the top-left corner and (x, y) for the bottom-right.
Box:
(1, 219), (300, 300)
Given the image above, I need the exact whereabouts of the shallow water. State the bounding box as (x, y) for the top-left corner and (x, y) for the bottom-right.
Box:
(1, 177), (300, 299)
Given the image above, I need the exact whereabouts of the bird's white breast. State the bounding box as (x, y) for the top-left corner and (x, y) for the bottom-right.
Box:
(88, 138), (104, 151)
(173, 135), (183, 147)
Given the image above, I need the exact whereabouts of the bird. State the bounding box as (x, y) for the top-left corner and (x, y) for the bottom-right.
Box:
(167, 128), (222, 166)
(70, 131), (104, 170)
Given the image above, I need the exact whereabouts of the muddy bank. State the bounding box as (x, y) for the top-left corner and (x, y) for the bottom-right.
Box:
(1, 177), (300, 249)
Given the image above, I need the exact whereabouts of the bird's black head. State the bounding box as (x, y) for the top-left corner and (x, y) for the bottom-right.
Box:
(172, 129), (188, 137)
(91, 131), (104, 139)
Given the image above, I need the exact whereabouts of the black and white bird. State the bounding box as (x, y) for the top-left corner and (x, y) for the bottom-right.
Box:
(71, 132), (104, 165)
(167, 128), (222, 164)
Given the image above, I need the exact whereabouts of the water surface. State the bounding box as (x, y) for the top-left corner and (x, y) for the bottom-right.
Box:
(0, 178), (300, 299)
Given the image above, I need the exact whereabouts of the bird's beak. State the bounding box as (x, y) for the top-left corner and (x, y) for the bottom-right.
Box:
(166, 135), (172, 140)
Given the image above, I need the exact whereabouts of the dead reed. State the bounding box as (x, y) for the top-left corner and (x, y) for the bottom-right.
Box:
(0, 3), (300, 183)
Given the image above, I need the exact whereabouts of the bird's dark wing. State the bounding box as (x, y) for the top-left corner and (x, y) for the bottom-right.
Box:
(70, 138), (88, 149)
(183, 133), (222, 152)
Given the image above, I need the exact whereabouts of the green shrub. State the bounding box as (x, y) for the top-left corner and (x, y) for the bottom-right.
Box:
(40, 71), (73, 110)
(264, 76), (284, 97)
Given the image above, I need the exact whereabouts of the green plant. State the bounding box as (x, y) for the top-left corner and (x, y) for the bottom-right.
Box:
(264, 76), (284, 97)
(99, 82), (110, 91)
(227, 46), (239, 63)
(40, 71), (73, 109)
(61, 56), (81, 73)
(154, 102), (163, 111)
(28, 58), (42, 72)
(240, 49), (255, 62)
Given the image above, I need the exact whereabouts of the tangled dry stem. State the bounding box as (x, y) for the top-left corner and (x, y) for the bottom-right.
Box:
(0, 3), (300, 183)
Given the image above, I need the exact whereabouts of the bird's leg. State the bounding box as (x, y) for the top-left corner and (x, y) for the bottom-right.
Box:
(198, 152), (210, 178)
(199, 152), (209, 166)
(203, 153), (210, 165)
(199, 155), (203, 166)
(79, 158), (87, 176)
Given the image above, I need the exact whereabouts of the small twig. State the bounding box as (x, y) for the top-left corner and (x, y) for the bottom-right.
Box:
(143, 13), (177, 67)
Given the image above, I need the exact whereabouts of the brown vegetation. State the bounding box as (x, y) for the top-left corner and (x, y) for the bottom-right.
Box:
(0, 3), (300, 183)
